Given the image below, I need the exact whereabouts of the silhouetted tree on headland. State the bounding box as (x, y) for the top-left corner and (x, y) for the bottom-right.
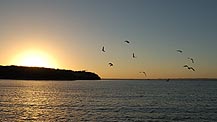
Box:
(0, 65), (101, 80)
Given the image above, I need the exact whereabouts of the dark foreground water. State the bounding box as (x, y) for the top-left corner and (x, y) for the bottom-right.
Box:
(0, 79), (217, 122)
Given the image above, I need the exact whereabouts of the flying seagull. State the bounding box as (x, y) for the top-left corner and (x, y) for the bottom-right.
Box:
(183, 65), (195, 71)
(102, 46), (105, 52)
(188, 66), (195, 71)
(139, 71), (147, 77)
(188, 57), (194, 63)
(133, 53), (136, 58)
(176, 49), (183, 53)
(108, 62), (114, 67)
(124, 40), (130, 44)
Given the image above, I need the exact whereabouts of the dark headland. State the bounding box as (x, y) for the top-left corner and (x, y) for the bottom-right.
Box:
(0, 65), (101, 80)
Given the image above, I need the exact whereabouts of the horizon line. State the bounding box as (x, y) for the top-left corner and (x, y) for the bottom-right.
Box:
(101, 78), (217, 80)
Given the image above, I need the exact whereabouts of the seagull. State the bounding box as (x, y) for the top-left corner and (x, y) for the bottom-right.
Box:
(124, 40), (130, 44)
(188, 66), (195, 71)
(188, 57), (194, 63)
(102, 46), (105, 52)
(139, 72), (147, 77)
(133, 53), (136, 58)
(176, 49), (183, 53)
(183, 65), (195, 71)
(108, 62), (113, 67)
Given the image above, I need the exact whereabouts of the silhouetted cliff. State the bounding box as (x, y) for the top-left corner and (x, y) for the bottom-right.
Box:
(0, 65), (101, 80)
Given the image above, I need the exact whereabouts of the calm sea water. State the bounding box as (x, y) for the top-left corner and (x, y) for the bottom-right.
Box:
(0, 79), (217, 122)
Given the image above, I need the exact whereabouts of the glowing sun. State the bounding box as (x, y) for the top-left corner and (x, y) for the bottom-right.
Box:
(12, 50), (58, 68)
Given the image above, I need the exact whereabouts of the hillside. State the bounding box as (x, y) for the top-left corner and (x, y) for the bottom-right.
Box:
(0, 65), (101, 80)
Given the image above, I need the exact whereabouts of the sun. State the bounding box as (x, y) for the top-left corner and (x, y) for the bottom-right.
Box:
(12, 50), (58, 68)
(21, 55), (50, 67)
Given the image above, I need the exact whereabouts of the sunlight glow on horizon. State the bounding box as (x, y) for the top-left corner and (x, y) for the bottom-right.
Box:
(11, 50), (58, 68)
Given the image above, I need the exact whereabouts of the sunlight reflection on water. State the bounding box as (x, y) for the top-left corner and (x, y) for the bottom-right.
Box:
(0, 80), (217, 121)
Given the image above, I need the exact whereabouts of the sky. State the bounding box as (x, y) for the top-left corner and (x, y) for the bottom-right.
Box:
(0, 0), (217, 79)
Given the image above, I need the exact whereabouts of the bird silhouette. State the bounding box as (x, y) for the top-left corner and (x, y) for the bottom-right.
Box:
(124, 40), (130, 44)
(133, 53), (136, 58)
(188, 66), (195, 71)
(188, 57), (194, 63)
(102, 46), (105, 52)
(139, 71), (147, 77)
(108, 62), (113, 67)
(176, 49), (183, 53)
(183, 65), (195, 71)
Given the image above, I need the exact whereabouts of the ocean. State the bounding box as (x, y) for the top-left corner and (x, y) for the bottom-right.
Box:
(0, 79), (217, 122)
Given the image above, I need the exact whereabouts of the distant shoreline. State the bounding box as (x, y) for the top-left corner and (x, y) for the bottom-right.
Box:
(101, 78), (217, 81)
(0, 65), (101, 80)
